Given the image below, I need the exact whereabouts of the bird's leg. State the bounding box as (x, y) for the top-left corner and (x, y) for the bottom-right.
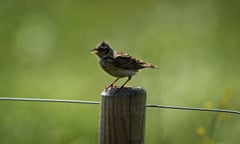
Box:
(106, 78), (120, 89)
(120, 76), (132, 89)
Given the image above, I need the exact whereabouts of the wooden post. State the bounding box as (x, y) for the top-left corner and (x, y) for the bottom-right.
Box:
(99, 87), (146, 144)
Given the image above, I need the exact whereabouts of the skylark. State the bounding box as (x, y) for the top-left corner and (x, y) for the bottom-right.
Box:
(91, 41), (158, 88)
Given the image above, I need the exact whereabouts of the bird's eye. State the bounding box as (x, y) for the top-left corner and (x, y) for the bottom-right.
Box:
(99, 47), (105, 51)
(99, 46), (107, 50)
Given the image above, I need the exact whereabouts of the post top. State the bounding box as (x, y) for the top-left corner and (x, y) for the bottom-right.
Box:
(101, 87), (146, 97)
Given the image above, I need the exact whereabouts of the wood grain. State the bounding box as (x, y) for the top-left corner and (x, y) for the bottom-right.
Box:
(99, 87), (146, 144)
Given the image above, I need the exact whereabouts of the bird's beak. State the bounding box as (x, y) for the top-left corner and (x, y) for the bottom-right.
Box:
(91, 48), (98, 54)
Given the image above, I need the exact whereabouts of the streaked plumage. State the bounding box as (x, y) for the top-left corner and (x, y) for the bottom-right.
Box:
(91, 41), (157, 88)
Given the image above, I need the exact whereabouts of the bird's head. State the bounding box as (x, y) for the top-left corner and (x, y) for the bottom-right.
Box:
(91, 41), (114, 58)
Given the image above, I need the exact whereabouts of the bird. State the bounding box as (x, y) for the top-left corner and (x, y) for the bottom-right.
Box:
(91, 41), (158, 88)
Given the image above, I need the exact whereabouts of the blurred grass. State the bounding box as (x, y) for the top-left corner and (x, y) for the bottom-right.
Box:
(1, 0), (240, 143)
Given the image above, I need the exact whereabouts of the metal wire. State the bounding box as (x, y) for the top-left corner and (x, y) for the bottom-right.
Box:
(146, 104), (240, 115)
(0, 97), (100, 104)
(0, 97), (239, 115)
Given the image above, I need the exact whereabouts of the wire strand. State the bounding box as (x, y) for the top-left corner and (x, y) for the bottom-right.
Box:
(0, 97), (100, 104)
(0, 97), (239, 115)
(146, 104), (240, 115)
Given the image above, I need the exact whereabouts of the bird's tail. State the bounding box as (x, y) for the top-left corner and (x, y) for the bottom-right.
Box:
(143, 63), (158, 69)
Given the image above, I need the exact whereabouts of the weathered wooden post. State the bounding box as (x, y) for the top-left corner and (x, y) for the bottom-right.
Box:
(99, 87), (146, 144)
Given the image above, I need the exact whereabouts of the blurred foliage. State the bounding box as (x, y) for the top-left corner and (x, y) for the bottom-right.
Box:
(0, 0), (240, 143)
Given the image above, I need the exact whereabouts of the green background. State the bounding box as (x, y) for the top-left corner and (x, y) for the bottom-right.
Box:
(0, 0), (240, 143)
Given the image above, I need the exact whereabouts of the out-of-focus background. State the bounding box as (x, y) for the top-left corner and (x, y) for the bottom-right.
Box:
(0, 0), (240, 143)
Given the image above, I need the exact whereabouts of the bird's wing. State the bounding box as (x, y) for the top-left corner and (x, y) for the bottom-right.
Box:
(113, 52), (147, 70)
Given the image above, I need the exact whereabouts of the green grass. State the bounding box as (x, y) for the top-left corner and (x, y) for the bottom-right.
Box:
(1, 0), (240, 143)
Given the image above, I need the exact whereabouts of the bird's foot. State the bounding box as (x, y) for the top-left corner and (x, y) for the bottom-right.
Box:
(105, 84), (116, 90)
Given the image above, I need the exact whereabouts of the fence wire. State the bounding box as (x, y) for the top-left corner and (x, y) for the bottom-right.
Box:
(0, 97), (239, 115)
